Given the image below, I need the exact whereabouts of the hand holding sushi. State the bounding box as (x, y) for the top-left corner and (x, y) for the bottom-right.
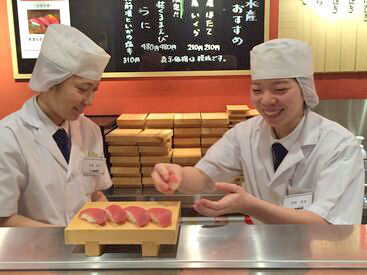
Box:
(151, 163), (183, 195)
(151, 163), (216, 195)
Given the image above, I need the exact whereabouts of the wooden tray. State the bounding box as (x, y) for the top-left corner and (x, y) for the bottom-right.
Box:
(201, 127), (228, 137)
(174, 127), (201, 138)
(201, 112), (229, 127)
(112, 177), (142, 188)
(226, 104), (249, 114)
(174, 137), (201, 148)
(108, 146), (139, 157)
(201, 137), (221, 147)
(65, 201), (181, 257)
(106, 129), (142, 145)
(110, 167), (141, 176)
(116, 113), (147, 129)
(172, 148), (202, 165)
(145, 113), (175, 128)
(137, 129), (173, 145)
(174, 113), (201, 127)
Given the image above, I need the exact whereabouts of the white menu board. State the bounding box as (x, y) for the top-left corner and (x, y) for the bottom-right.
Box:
(16, 0), (70, 59)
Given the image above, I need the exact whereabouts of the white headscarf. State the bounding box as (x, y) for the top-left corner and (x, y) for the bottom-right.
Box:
(250, 38), (319, 108)
(29, 24), (111, 92)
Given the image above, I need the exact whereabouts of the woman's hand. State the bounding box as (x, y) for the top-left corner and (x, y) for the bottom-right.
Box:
(91, 190), (108, 202)
(151, 163), (183, 195)
(193, 182), (250, 216)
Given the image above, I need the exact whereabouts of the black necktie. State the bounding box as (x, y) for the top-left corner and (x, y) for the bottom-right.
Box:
(53, 129), (71, 163)
(272, 143), (288, 172)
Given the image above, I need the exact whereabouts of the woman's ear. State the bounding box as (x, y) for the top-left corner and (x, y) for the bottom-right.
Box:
(46, 83), (58, 94)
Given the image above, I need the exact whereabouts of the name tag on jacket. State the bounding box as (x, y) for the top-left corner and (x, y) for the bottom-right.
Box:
(82, 157), (105, 175)
(283, 192), (313, 210)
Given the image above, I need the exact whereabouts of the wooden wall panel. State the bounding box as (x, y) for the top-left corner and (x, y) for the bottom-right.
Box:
(340, 14), (357, 71)
(278, 0), (298, 38)
(278, 0), (367, 73)
(324, 17), (342, 72)
(312, 12), (326, 72)
(296, 1), (304, 39)
(301, 3), (313, 45)
(356, 8), (367, 70)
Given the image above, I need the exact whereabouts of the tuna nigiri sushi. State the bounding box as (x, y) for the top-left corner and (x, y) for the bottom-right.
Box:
(105, 204), (127, 224)
(168, 174), (179, 190)
(79, 208), (107, 226)
(124, 206), (150, 227)
(37, 16), (51, 27)
(29, 18), (47, 29)
(148, 208), (172, 227)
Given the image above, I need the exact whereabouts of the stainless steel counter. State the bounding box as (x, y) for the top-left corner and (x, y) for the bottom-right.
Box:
(1, 224), (367, 272)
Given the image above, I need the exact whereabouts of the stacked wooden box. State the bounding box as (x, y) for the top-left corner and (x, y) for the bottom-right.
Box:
(200, 112), (229, 155)
(226, 105), (249, 128)
(173, 113), (201, 148)
(145, 113), (175, 129)
(116, 113), (147, 129)
(108, 109), (252, 189)
(106, 129), (143, 188)
(172, 148), (202, 167)
(106, 128), (173, 189)
(140, 114), (174, 187)
(138, 129), (173, 188)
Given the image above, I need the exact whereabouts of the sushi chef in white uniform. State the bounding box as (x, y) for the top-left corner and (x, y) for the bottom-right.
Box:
(0, 24), (112, 227)
(152, 38), (365, 224)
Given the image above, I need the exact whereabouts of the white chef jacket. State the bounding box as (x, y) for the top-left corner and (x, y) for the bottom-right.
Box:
(0, 96), (112, 226)
(196, 110), (365, 224)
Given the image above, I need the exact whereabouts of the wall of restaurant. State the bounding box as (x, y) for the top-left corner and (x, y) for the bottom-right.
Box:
(0, 1), (366, 119)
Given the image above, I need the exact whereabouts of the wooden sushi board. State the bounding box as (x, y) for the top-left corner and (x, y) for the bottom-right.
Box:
(174, 137), (201, 148)
(145, 113), (175, 128)
(201, 137), (221, 147)
(174, 113), (201, 127)
(201, 127), (228, 137)
(137, 129), (173, 145)
(172, 148), (202, 166)
(174, 127), (201, 138)
(106, 129), (142, 145)
(201, 112), (229, 127)
(112, 177), (142, 187)
(226, 104), (249, 114)
(116, 113), (147, 129)
(65, 201), (181, 257)
(108, 146), (139, 156)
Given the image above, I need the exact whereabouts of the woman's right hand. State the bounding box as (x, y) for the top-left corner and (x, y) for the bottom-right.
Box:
(151, 163), (183, 195)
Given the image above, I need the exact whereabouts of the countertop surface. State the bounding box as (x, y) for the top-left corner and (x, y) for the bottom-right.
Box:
(1, 224), (367, 271)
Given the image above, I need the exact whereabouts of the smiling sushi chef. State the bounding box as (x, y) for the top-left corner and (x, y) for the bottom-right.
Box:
(152, 38), (365, 224)
(0, 24), (112, 227)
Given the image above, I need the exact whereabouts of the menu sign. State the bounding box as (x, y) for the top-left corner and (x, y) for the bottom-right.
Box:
(109, 0), (266, 72)
(10, 0), (267, 77)
(16, 0), (70, 59)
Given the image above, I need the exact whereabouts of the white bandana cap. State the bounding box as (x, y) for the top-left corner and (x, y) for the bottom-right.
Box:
(29, 24), (110, 92)
(250, 38), (319, 108)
